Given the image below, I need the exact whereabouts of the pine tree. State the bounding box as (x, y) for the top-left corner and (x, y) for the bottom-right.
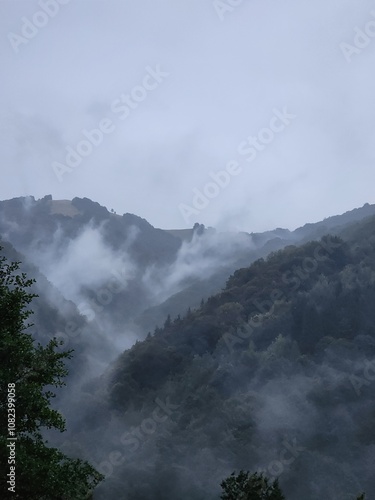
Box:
(220, 471), (285, 500)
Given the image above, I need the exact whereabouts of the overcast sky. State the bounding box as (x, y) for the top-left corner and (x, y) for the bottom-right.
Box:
(1, 0), (374, 232)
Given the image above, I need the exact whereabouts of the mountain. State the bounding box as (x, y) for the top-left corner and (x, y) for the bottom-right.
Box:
(1, 196), (374, 338)
(1, 196), (375, 499)
(0, 195), (183, 341)
(83, 214), (375, 499)
(1, 194), (374, 366)
(0, 195), (181, 266)
(136, 202), (375, 333)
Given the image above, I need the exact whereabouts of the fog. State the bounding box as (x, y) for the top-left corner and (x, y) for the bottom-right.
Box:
(1, 195), (375, 498)
(142, 229), (253, 304)
(0, 199), (256, 368)
(1, 0), (375, 497)
(30, 222), (138, 304)
(1, 0), (375, 231)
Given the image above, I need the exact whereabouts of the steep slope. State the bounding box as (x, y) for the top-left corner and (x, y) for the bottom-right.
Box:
(1, 196), (374, 342)
(0, 196), (184, 336)
(87, 215), (375, 500)
(0, 239), (108, 382)
(135, 203), (375, 333)
(2, 196), (375, 498)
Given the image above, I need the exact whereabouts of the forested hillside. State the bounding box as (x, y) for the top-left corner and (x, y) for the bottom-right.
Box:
(86, 215), (375, 499)
(1, 197), (375, 499)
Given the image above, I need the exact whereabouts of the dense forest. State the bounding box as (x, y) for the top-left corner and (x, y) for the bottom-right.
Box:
(84, 215), (375, 499)
(1, 197), (375, 498)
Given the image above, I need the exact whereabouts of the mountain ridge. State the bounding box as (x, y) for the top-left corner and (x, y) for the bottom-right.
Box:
(2, 194), (374, 237)
(1, 195), (375, 499)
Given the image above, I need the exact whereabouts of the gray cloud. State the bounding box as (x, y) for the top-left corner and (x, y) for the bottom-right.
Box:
(1, 0), (374, 231)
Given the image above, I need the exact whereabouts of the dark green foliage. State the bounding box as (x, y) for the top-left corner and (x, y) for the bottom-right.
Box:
(102, 217), (375, 498)
(220, 472), (365, 500)
(3, 197), (375, 499)
(220, 471), (285, 499)
(0, 251), (103, 498)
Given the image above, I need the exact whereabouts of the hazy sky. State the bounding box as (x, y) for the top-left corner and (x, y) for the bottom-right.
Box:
(1, 0), (375, 232)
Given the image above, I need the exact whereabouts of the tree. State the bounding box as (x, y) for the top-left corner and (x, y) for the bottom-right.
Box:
(164, 314), (172, 328)
(220, 471), (285, 500)
(0, 250), (104, 498)
(220, 470), (364, 500)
